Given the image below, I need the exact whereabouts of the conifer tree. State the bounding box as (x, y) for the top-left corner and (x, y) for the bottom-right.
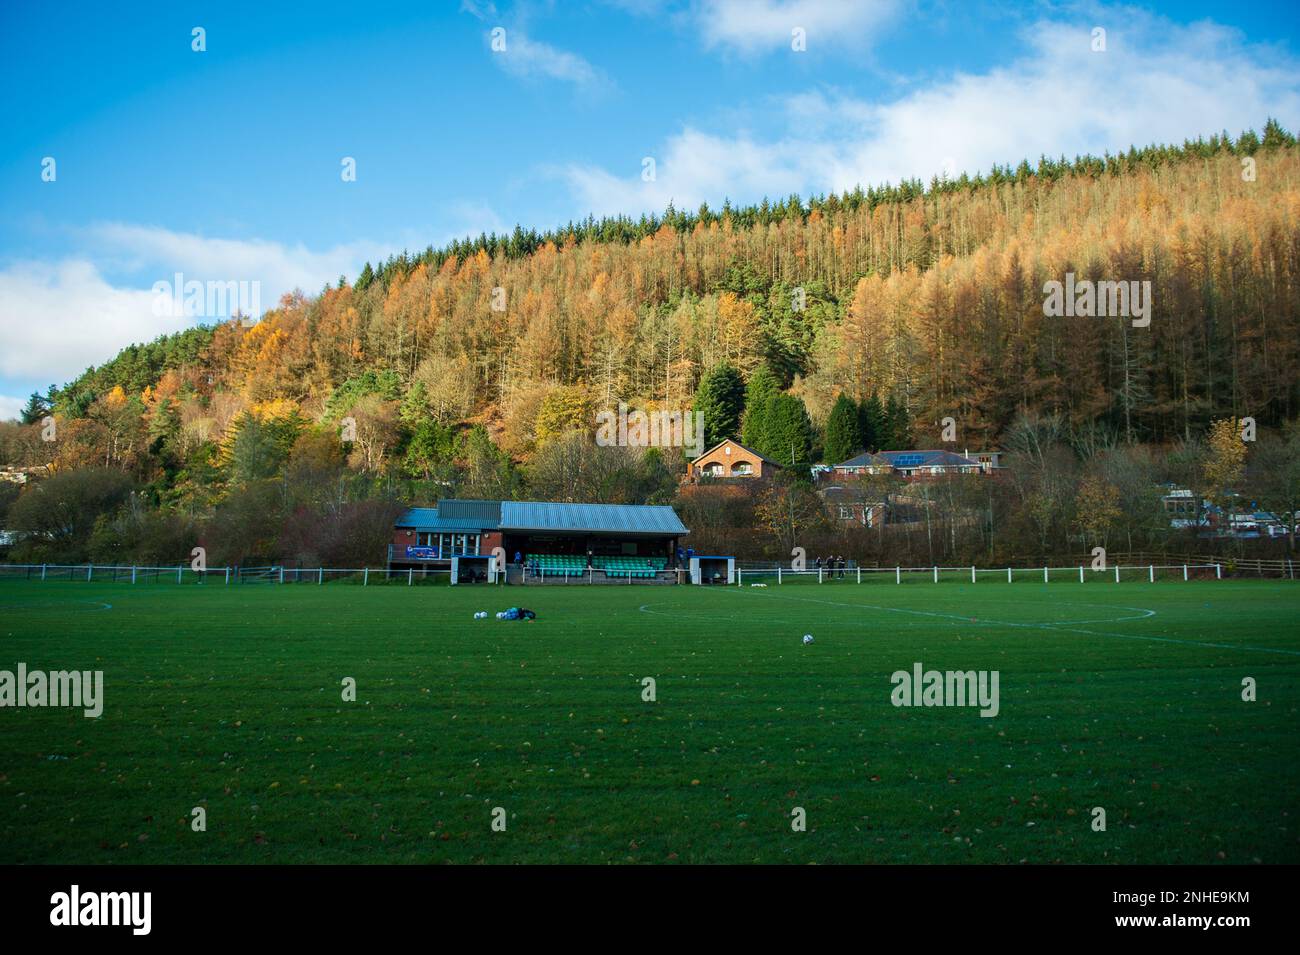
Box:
(741, 365), (781, 451)
(858, 392), (885, 452)
(764, 393), (814, 466)
(693, 363), (745, 448)
(823, 393), (863, 464)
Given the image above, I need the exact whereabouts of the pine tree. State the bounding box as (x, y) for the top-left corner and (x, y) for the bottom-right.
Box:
(147, 396), (181, 462)
(764, 393), (814, 466)
(823, 393), (863, 464)
(404, 419), (459, 480)
(741, 365), (781, 451)
(19, 391), (48, 424)
(693, 363), (746, 448)
(1261, 117), (1296, 150)
(858, 392), (885, 452)
(355, 262), (376, 292)
(883, 394), (912, 449)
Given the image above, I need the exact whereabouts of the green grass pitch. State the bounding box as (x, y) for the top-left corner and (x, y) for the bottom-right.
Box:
(1, 575), (1297, 864)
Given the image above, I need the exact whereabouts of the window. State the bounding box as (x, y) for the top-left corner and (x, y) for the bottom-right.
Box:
(435, 533), (480, 555)
(703, 463), (724, 476)
(731, 461), (753, 476)
(444, 533), (476, 555)
(838, 506), (853, 519)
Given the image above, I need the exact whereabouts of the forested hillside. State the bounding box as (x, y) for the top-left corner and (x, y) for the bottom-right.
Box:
(2, 123), (1298, 565)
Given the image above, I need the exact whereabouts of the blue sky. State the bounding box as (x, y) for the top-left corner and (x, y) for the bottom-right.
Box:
(2, 0), (1298, 418)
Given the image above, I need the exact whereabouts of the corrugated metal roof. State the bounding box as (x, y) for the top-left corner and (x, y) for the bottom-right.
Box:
(501, 501), (688, 535)
(396, 507), (438, 526)
(437, 499), (502, 526)
(394, 508), (487, 532)
(396, 500), (689, 536)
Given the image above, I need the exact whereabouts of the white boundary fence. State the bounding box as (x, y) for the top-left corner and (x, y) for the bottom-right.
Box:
(734, 562), (1227, 586)
(0, 561), (1267, 588)
(1098, 552), (1297, 579)
(0, 563), (457, 586)
(0, 563), (700, 586)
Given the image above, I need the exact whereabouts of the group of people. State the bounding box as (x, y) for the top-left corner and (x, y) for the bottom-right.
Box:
(814, 555), (849, 578)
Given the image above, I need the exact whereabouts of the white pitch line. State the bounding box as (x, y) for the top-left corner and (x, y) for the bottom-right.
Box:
(1015, 604), (1157, 625)
(0, 599), (114, 613)
(712, 588), (1300, 658)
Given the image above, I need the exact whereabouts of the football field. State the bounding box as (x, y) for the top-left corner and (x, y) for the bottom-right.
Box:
(2, 575), (1297, 864)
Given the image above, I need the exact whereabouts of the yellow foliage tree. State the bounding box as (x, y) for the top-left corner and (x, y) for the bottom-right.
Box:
(534, 385), (594, 447)
(1203, 417), (1247, 510)
(1073, 475), (1122, 546)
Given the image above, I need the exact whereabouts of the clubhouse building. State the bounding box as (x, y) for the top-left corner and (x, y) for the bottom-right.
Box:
(389, 498), (690, 582)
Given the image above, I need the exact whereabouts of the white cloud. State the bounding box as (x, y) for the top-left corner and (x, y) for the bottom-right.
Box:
(562, 12), (1300, 215)
(459, 0), (499, 18)
(81, 224), (390, 307)
(563, 127), (833, 216)
(465, 3), (606, 89)
(0, 199), (515, 393)
(0, 229), (395, 388)
(819, 17), (1300, 192)
(0, 394), (26, 422)
(495, 31), (604, 87)
(442, 200), (510, 240)
(694, 0), (901, 54)
(0, 260), (181, 384)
